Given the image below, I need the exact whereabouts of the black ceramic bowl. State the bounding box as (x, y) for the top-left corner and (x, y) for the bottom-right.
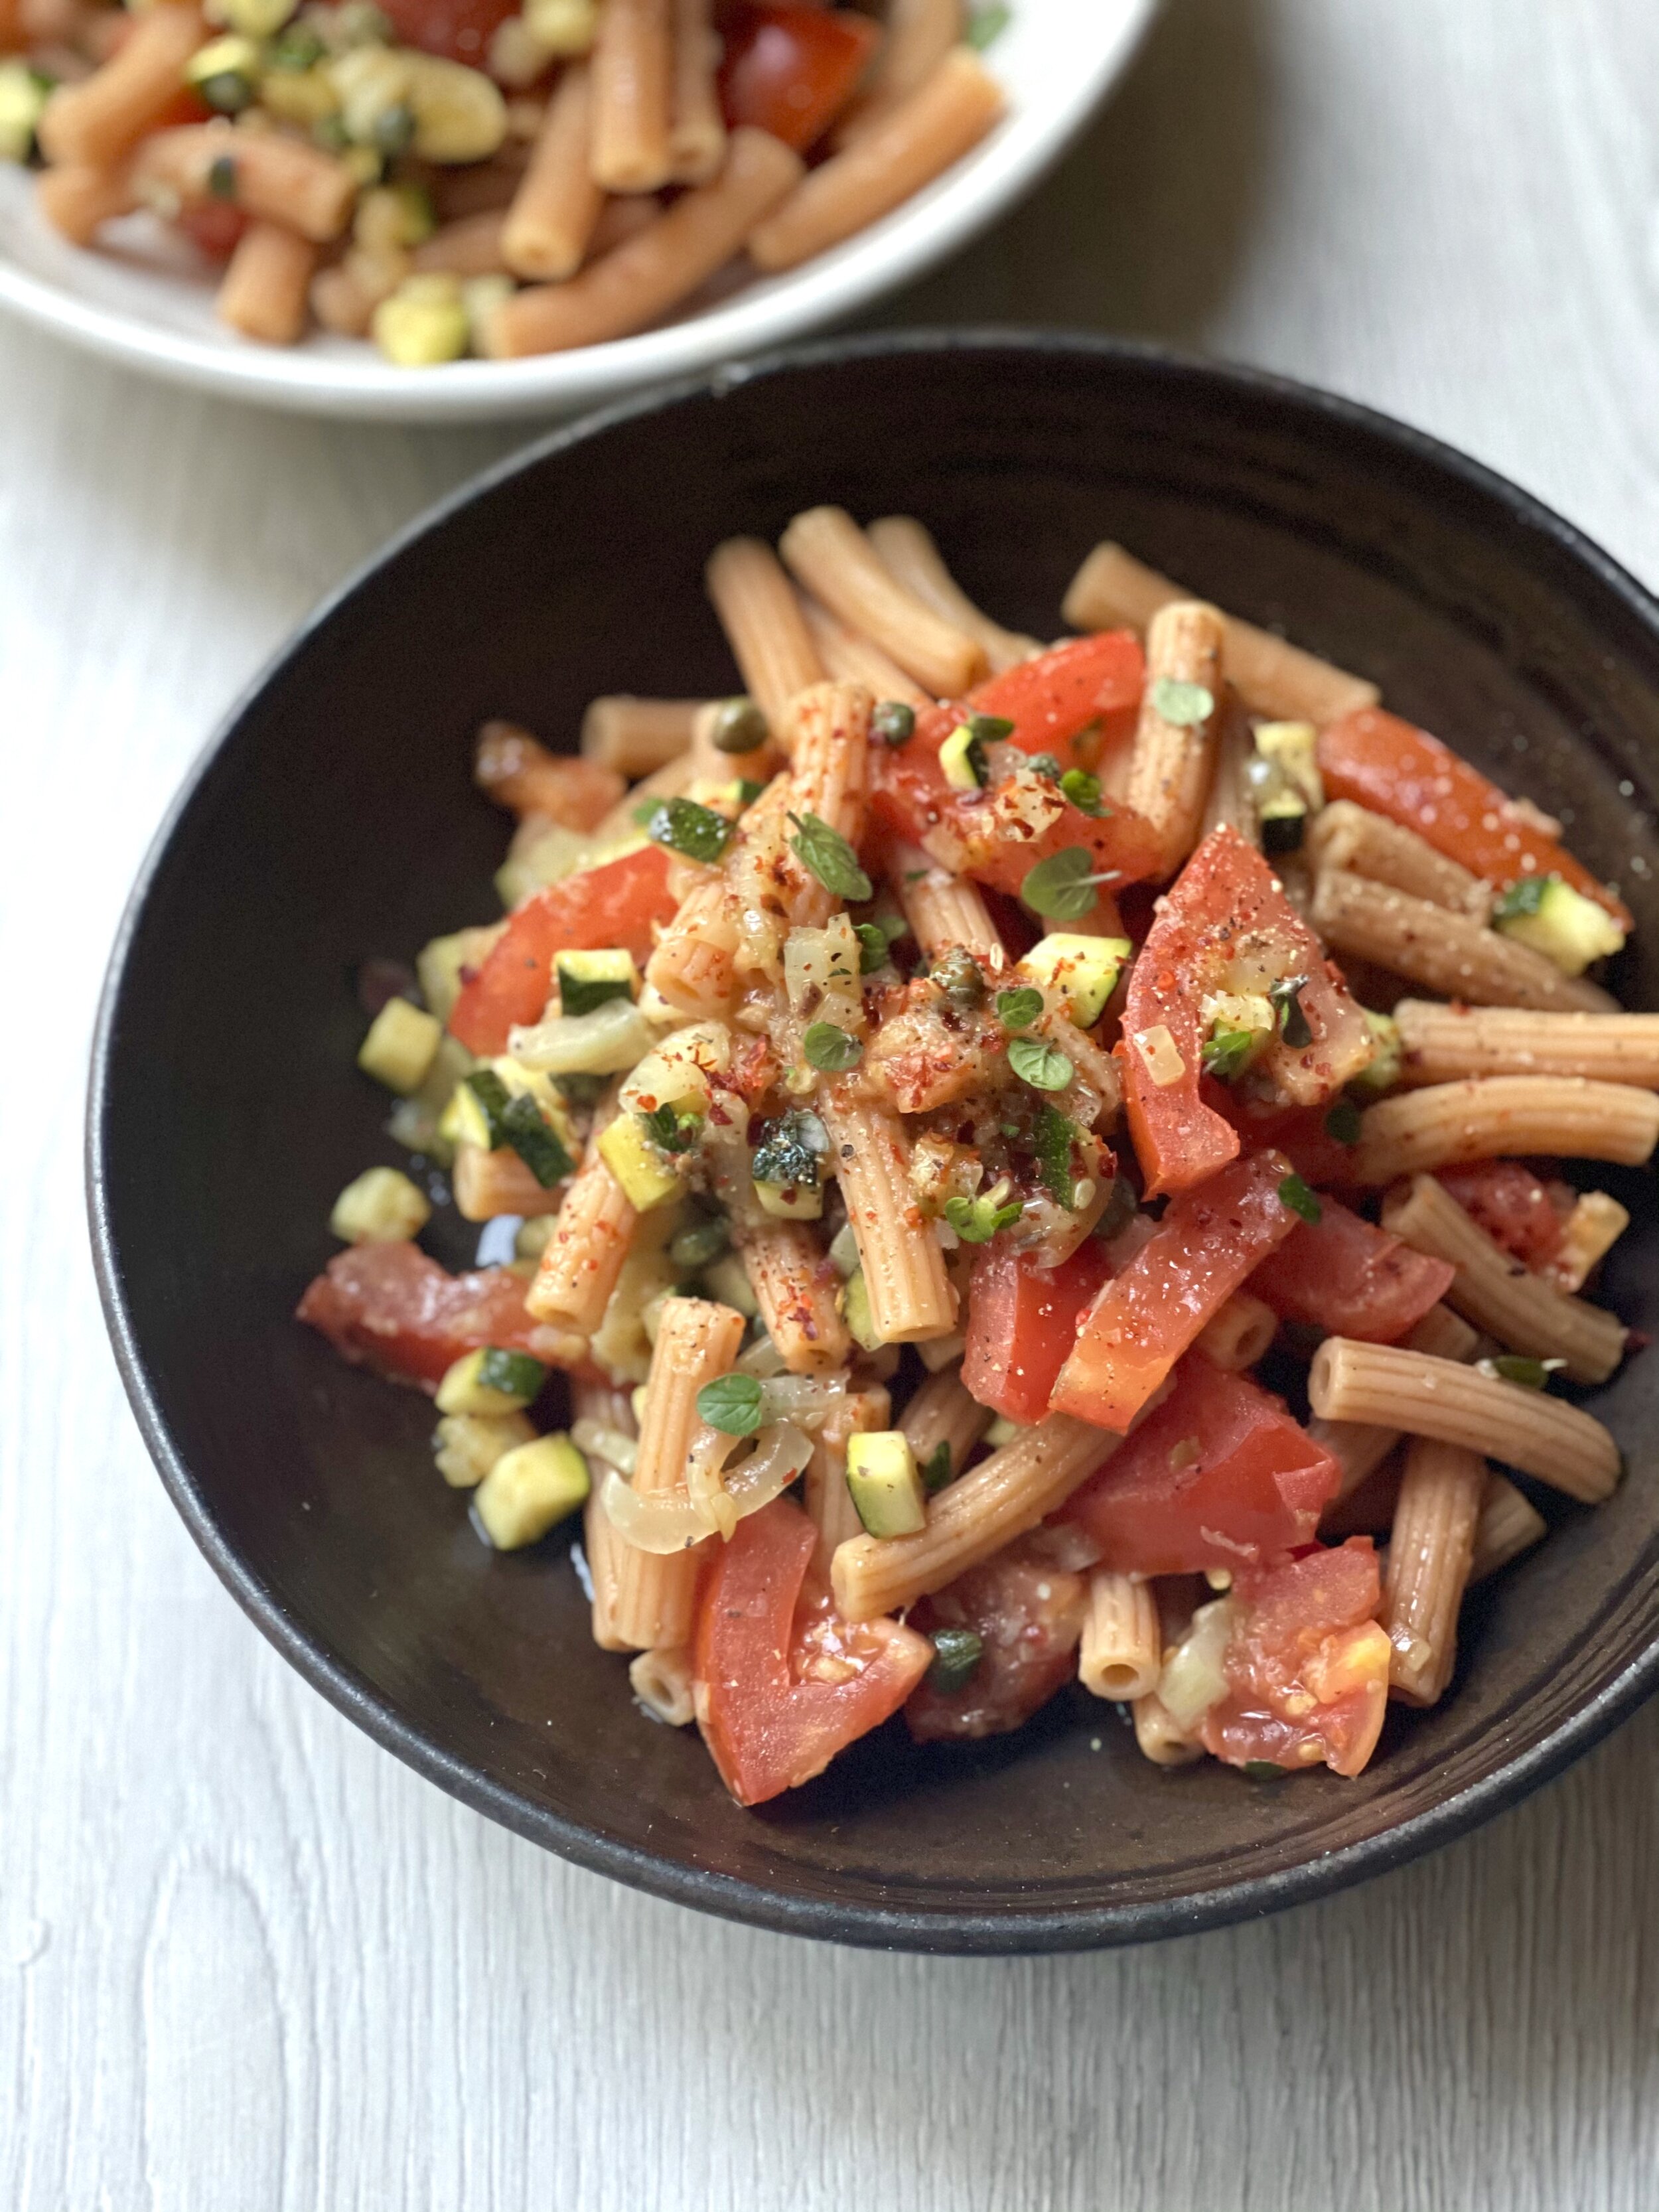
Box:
(90, 333), (1659, 1953)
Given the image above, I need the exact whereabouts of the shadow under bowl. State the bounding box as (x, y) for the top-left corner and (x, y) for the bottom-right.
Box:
(89, 331), (1659, 1952)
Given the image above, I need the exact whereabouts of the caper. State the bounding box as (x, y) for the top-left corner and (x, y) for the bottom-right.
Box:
(930, 946), (986, 1011)
(871, 700), (916, 747)
(670, 1214), (731, 1271)
(708, 696), (769, 755)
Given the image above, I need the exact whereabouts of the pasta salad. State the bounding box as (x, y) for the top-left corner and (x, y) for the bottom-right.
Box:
(299, 510), (1654, 1805)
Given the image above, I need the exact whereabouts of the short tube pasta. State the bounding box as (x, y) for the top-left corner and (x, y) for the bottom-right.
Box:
(749, 47), (1005, 277)
(628, 1645), (697, 1724)
(1469, 1473), (1549, 1583)
(1380, 1173), (1626, 1386)
(668, 0), (726, 183)
(865, 515), (1039, 672)
(818, 1088), (956, 1345)
(580, 695), (705, 776)
(589, 0), (672, 192)
(893, 848), (1003, 962)
(705, 535), (826, 730)
(1125, 600), (1226, 878)
(787, 679), (873, 851)
(501, 61), (603, 281)
(643, 874), (741, 1019)
(1309, 869), (1612, 1013)
(1307, 1337), (1621, 1503)
(833, 0), (962, 145)
(1078, 1572), (1163, 1702)
(831, 1414), (1120, 1621)
(528, 1098), (638, 1334)
(36, 161), (136, 246)
(1061, 542), (1381, 724)
(898, 1364), (993, 1482)
(733, 1218), (851, 1374)
(1194, 1293), (1277, 1371)
(1348, 1076), (1659, 1187)
(1404, 1302), (1482, 1364)
(1197, 695), (1258, 845)
(778, 505), (985, 699)
(215, 222), (317, 346)
(1392, 1001), (1659, 1089)
(800, 597), (931, 709)
(1309, 1415), (1400, 1503)
(1380, 1437), (1485, 1705)
(1131, 1693), (1204, 1767)
(1306, 800), (1490, 918)
(38, 0), (205, 169)
(132, 123), (357, 242)
(410, 212), (510, 277)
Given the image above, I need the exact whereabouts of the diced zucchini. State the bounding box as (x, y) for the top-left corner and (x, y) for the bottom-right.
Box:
(845, 1431), (926, 1536)
(0, 62), (52, 163)
(927, 1626), (983, 1693)
(471, 1433), (590, 1549)
(557, 948), (640, 1017)
(938, 722), (985, 791)
(435, 1344), (547, 1415)
(828, 1220), (861, 1278)
(1348, 1009), (1402, 1098)
(329, 1164), (431, 1244)
(700, 1250), (758, 1317)
(185, 35), (263, 113)
(843, 1267), (884, 1352)
(754, 1178), (824, 1220)
(373, 274), (469, 368)
(358, 996), (443, 1095)
(598, 1114), (684, 1211)
(984, 1414), (1026, 1449)
(668, 1211), (729, 1270)
(1019, 932), (1133, 1027)
(449, 1065), (510, 1151)
(432, 1410), (534, 1489)
(386, 1031), (476, 1161)
(1247, 721), (1321, 854)
(415, 923), (500, 1025)
(1252, 720), (1323, 806)
(1492, 874), (1625, 976)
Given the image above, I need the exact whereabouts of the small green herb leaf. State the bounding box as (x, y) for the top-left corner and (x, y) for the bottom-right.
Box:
(1324, 1098), (1362, 1146)
(1149, 677), (1215, 727)
(1492, 875), (1550, 922)
(943, 1192), (1024, 1244)
(788, 811), (872, 901)
(1009, 1035), (1074, 1092)
(1201, 1027), (1258, 1081)
(1026, 752), (1063, 782)
(932, 946), (987, 1009)
(1021, 846), (1106, 921)
(751, 1108), (829, 1191)
(462, 1067), (512, 1148)
(995, 985), (1045, 1031)
(1482, 1353), (1565, 1390)
(967, 713), (1015, 744)
(639, 1102), (700, 1155)
(802, 1021), (863, 1073)
(1059, 767), (1105, 816)
(649, 796), (734, 865)
(1033, 1102), (1078, 1207)
(963, 2), (1009, 50)
(697, 1372), (764, 1437)
(1242, 1759), (1285, 1782)
(871, 700), (916, 747)
(927, 1625), (984, 1691)
(1278, 1172), (1322, 1225)
(1269, 973), (1313, 1049)
(920, 1439), (954, 1495)
(477, 1346), (547, 1398)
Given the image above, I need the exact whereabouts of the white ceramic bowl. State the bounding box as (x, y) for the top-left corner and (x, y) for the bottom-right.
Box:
(0, 0), (1156, 420)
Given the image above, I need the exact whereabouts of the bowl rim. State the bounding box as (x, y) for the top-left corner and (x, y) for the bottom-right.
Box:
(0, 0), (1159, 423)
(87, 327), (1659, 1953)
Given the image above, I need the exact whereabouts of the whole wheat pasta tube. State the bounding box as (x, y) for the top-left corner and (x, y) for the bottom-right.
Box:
(582, 1491), (632, 1650)
(1125, 600), (1226, 878)
(778, 505), (985, 699)
(585, 190), (662, 260)
(37, 0), (203, 168)
(705, 536), (826, 730)
(866, 515), (1039, 672)
(528, 1098), (637, 1333)
(1381, 1173), (1626, 1386)
(1307, 800), (1490, 919)
(1197, 693), (1258, 844)
(453, 1141), (559, 1223)
(484, 126), (804, 357)
(668, 0), (725, 181)
(35, 159), (135, 244)
(644, 873), (741, 1018)
(818, 1088), (956, 1345)
(214, 220), (316, 345)
(733, 1218), (851, 1374)
(410, 210), (509, 277)
(898, 1364), (993, 1482)
(589, 0), (672, 192)
(833, 1412), (1120, 1620)
(1309, 869), (1611, 1013)
(1317, 1447), (1403, 1540)
(1062, 543), (1380, 725)
(1131, 1692), (1204, 1767)
(1392, 1001), (1659, 1090)
(806, 1385), (889, 1561)
(1348, 1076), (1659, 1187)
(581, 694), (704, 776)
(893, 847), (1003, 962)
(1194, 1293), (1277, 1372)
(787, 678), (873, 849)
(1469, 1472), (1548, 1583)
(1549, 1192), (1630, 1294)
(749, 45), (1003, 274)
(501, 60), (603, 280)
(1380, 1438), (1485, 1705)
(131, 123), (356, 242)
(628, 1644), (696, 1724)
(800, 596), (931, 709)
(833, 0), (961, 146)
(1404, 1301), (1482, 1364)
(609, 1295), (743, 1649)
(1307, 1337), (1621, 1503)
(1079, 1571), (1163, 1702)
(1311, 1304), (1480, 1516)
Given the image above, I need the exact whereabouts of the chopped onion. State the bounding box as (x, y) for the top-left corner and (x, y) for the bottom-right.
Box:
(570, 1418), (637, 1476)
(737, 1330), (789, 1378)
(600, 1469), (711, 1555)
(599, 1422), (812, 1554)
(722, 1420), (812, 1520)
(758, 1374), (849, 1432)
(1157, 1597), (1236, 1730)
(619, 1022), (732, 1118)
(508, 998), (657, 1076)
(1134, 1024), (1187, 1088)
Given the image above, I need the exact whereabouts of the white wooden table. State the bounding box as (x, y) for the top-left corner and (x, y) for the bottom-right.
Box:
(7, 4), (1659, 2205)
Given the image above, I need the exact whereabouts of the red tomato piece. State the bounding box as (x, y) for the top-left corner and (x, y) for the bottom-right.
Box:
(1050, 1151), (1302, 1432)
(377, 0), (518, 61)
(145, 82), (215, 129)
(914, 632), (1146, 767)
(1437, 1161), (1566, 1268)
(296, 1240), (568, 1392)
(962, 1238), (1116, 1424)
(448, 843), (678, 1055)
(1248, 1195), (1455, 1343)
(1198, 1540), (1390, 1777)
(694, 1497), (932, 1805)
(177, 200), (251, 260)
(716, 3), (879, 150)
(1206, 1090), (1357, 1189)
(1317, 707), (1631, 929)
(1119, 826), (1372, 1197)
(904, 1550), (1088, 1741)
(1060, 1353), (1340, 1575)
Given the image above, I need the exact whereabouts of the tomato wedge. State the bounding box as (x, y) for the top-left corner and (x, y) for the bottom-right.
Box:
(694, 1497), (932, 1805)
(1197, 1540), (1390, 1777)
(1249, 1195), (1455, 1343)
(1060, 1353), (1339, 1575)
(1207, 1091), (1358, 1190)
(1119, 826), (1373, 1197)
(904, 1550), (1088, 1741)
(1437, 1161), (1566, 1268)
(448, 844), (678, 1055)
(913, 632), (1146, 768)
(1318, 707), (1631, 929)
(717, 3), (879, 151)
(376, 0), (518, 61)
(296, 1240), (569, 1392)
(961, 1238), (1116, 1424)
(1050, 1151), (1302, 1432)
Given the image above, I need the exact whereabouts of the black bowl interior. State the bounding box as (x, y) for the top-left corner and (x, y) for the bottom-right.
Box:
(90, 334), (1659, 1952)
